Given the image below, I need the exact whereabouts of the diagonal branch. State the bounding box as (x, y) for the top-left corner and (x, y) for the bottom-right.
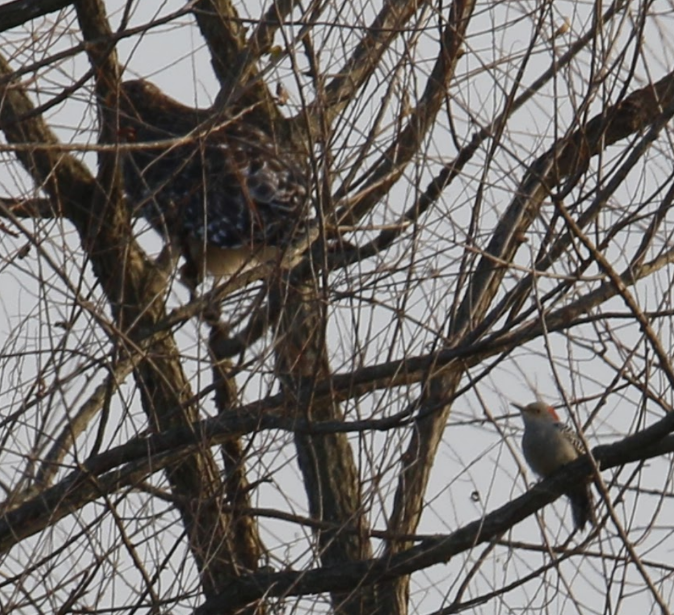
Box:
(0, 0), (74, 32)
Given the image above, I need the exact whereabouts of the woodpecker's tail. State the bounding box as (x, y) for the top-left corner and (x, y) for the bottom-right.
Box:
(567, 482), (595, 531)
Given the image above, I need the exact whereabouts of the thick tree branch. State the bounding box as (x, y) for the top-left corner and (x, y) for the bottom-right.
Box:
(275, 277), (375, 614)
(0, 0), (73, 32)
(74, 0), (248, 600)
(452, 70), (674, 339)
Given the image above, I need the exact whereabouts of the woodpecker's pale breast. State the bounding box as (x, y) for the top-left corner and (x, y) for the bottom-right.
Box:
(521, 419), (580, 477)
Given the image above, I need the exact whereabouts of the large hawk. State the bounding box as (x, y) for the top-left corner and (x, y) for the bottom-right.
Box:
(110, 80), (308, 283)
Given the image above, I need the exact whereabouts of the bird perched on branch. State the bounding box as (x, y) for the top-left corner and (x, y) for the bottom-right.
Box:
(108, 79), (308, 285)
(513, 400), (596, 531)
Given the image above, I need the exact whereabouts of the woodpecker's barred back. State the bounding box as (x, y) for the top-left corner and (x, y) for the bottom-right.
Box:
(110, 80), (309, 280)
(513, 401), (595, 531)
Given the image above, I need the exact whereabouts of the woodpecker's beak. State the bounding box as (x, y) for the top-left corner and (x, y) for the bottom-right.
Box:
(511, 402), (526, 412)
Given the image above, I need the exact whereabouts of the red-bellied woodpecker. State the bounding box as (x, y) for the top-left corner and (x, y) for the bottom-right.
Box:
(512, 401), (595, 531)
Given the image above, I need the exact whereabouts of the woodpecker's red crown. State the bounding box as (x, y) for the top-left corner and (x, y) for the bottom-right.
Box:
(512, 400), (560, 422)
